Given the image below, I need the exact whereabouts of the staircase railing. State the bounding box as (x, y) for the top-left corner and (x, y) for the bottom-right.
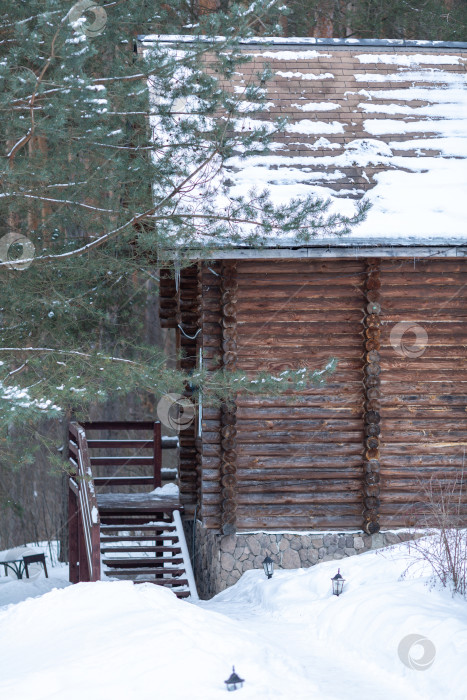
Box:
(81, 421), (173, 490)
(68, 422), (101, 583)
(172, 510), (199, 600)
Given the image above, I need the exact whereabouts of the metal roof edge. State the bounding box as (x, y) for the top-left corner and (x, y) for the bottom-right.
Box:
(183, 240), (467, 260)
(137, 35), (467, 50)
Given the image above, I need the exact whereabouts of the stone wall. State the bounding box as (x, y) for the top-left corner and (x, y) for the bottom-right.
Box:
(192, 523), (415, 599)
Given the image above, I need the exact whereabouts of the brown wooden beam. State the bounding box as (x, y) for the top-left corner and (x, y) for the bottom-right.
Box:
(68, 487), (79, 584)
(362, 259), (382, 534)
(220, 260), (238, 536)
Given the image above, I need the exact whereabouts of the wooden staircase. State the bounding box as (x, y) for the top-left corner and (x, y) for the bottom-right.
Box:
(68, 421), (198, 600)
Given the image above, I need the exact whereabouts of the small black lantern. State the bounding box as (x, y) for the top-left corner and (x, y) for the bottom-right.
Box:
(262, 555), (274, 579)
(225, 666), (244, 691)
(331, 568), (345, 596)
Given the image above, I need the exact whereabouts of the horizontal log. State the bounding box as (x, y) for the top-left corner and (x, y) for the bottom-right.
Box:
(237, 321), (363, 335)
(381, 284), (467, 297)
(237, 260), (365, 273)
(237, 443), (363, 456)
(235, 468), (362, 480)
(380, 453), (467, 466)
(202, 444), (221, 457)
(381, 419), (467, 430)
(236, 272), (365, 286)
(202, 511), (361, 534)
(380, 474), (464, 485)
(381, 371), (467, 382)
(382, 359), (467, 372)
(236, 399), (363, 413)
(381, 404), (467, 417)
(379, 383), (467, 395)
(236, 299), (365, 313)
(236, 341), (362, 354)
(235, 515), (362, 529)
(234, 430), (363, 443)
(237, 390), (363, 407)
(381, 308), (467, 319)
(207, 309), (365, 324)
(235, 503), (361, 516)
(236, 351), (361, 366)
(237, 449), (362, 474)
(380, 261), (467, 273)
(236, 362), (363, 378)
(238, 336), (363, 349)
(234, 418), (363, 431)
(237, 285), (365, 300)
(224, 492), (361, 505)
(380, 348), (467, 360)
(380, 443), (467, 455)
(201, 407), (221, 419)
(222, 480), (362, 493)
(235, 409), (362, 422)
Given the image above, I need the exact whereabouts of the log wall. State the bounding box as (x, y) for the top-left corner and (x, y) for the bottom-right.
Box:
(198, 263), (223, 527)
(178, 264), (202, 514)
(167, 257), (467, 531)
(200, 259), (367, 530)
(379, 259), (467, 527)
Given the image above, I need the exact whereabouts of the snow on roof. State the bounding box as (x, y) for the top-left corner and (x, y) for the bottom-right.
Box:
(141, 37), (467, 248)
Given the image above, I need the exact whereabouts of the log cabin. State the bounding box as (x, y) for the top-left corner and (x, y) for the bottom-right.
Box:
(139, 36), (467, 597)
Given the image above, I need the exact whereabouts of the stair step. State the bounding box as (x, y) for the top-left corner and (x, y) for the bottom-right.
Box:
(102, 558), (184, 567)
(100, 535), (179, 542)
(101, 546), (181, 554)
(99, 517), (175, 526)
(105, 568), (186, 576)
(98, 503), (179, 514)
(133, 578), (189, 587)
(100, 524), (176, 532)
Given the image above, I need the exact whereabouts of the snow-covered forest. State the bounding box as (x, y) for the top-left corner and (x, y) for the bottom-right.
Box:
(1, 1), (467, 698)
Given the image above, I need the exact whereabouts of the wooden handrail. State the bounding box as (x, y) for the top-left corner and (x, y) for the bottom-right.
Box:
(69, 420), (173, 582)
(82, 421), (157, 430)
(68, 423), (101, 583)
(78, 421), (166, 490)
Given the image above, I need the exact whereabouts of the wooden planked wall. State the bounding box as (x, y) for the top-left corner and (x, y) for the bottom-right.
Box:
(170, 257), (467, 532)
(379, 259), (467, 527)
(200, 259), (367, 530)
(178, 264), (202, 515)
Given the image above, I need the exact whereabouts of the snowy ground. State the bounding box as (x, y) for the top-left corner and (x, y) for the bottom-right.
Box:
(0, 542), (69, 608)
(0, 540), (466, 699)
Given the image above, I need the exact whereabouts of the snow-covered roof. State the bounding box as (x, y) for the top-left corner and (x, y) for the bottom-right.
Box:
(140, 37), (467, 251)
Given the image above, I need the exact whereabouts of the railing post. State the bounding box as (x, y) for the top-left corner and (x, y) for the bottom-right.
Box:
(153, 421), (162, 489)
(68, 484), (79, 584)
(90, 521), (101, 582)
(77, 502), (90, 582)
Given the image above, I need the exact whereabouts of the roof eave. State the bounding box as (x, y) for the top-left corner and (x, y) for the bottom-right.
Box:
(184, 239), (467, 260)
(137, 35), (467, 50)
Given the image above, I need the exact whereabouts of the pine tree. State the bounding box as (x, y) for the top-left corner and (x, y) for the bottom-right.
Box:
(0, 0), (364, 432)
(273, 0), (467, 41)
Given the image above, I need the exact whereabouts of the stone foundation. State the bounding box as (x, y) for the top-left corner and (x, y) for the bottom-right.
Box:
(192, 523), (415, 599)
